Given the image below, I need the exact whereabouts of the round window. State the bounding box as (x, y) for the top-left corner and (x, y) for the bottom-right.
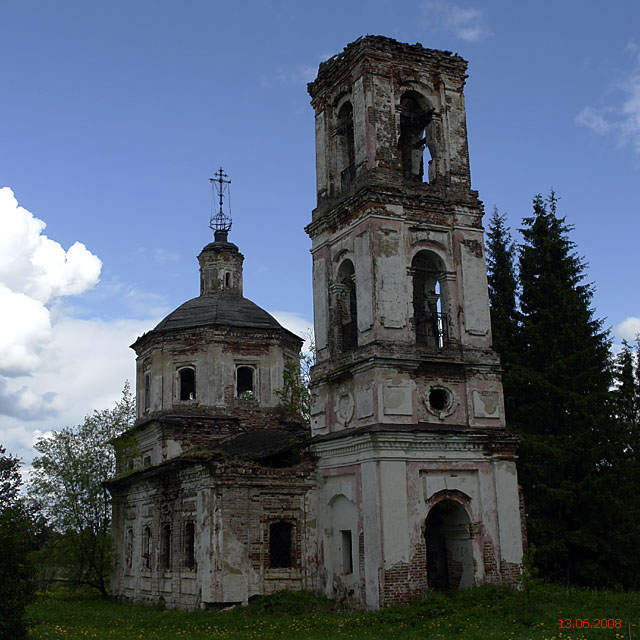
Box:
(428, 388), (449, 412)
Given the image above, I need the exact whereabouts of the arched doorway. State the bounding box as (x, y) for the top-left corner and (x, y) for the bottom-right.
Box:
(425, 499), (474, 590)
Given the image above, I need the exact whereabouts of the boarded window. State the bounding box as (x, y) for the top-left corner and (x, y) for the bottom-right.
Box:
(340, 530), (353, 574)
(237, 366), (254, 398)
(161, 524), (171, 571)
(179, 367), (196, 401)
(142, 526), (152, 570)
(269, 521), (293, 568)
(184, 522), (195, 570)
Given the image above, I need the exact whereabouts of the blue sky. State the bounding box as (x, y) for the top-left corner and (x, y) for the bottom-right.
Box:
(1, 0), (639, 464)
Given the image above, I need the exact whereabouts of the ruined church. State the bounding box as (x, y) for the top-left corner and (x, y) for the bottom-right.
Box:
(107, 36), (525, 609)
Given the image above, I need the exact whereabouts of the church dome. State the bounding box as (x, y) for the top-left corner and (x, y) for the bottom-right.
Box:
(152, 293), (284, 333)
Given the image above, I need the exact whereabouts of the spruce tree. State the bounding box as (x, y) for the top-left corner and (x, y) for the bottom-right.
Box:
(515, 191), (622, 587)
(486, 207), (519, 423)
(611, 340), (640, 587)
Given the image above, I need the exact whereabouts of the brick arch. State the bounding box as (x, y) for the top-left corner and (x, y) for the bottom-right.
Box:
(423, 491), (476, 590)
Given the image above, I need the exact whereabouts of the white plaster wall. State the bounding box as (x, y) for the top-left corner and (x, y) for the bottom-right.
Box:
(376, 227), (406, 329)
(355, 230), (374, 333)
(494, 460), (523, 564)
(313, 258), (328, 350)
(379, 461), (409, 567)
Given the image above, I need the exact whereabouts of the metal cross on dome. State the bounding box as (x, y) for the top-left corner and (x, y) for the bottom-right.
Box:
(209, 167), (232, 233)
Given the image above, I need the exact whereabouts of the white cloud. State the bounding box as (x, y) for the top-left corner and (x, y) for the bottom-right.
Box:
(269, 311), (314, 353)
(422, 1), (491, 42)
(576, 55), (640, 154)
(0, 315), (156, 464)
(615, 317), (640, 341)
(0, 187), (102, 380)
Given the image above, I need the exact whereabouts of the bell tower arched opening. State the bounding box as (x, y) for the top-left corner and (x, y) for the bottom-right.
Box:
(425, 498), (474, 590)
(398, 92), (436, 183)
(412, 251), (448, 347)
(335, 259), (357, 353)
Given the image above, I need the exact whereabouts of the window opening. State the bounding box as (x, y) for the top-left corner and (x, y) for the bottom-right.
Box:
(142, 526), (152, 570)
(161, 524), (171, 571)
(269, 521), (293, 568)
(184, 522), (195, 570)
(412, 252), (448, 348)
(336, 102), (355, 192)
(144, 373), (150, 411)
(336, 260), (357, 353)
(143, 454), (151, 467)
(237, 366), (254, 398)
(429, 389), (449, 412)
(179, 367), (195, 401)
(125, 528), (134, 569)
(340, 530), (353, 574)
(398, 94), (434, 183)
(224, 272), (231, 288)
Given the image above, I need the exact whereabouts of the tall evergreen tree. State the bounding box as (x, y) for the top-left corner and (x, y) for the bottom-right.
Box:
(515, 191), (624, 587)
(611, 340), (640, 587)
(486, 207), (519, 423)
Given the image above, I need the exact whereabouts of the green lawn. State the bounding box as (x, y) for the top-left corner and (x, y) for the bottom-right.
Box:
(27, 584), (639, 640)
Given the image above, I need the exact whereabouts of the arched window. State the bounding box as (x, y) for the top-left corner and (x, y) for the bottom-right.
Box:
(336, 260), (357, 353)
(179, 367), (196, 401)
(412, 251), (448, 347)
(161, 524), (171, 571)
(336, 101), (355, 192)
(184, 522), (195, 570)
(237, 366), (254, 398)
(224, 272), (231, 289)
(142, 526), (152, 570)
(269, 520), (293, 568)
(398, 92), (435, 183)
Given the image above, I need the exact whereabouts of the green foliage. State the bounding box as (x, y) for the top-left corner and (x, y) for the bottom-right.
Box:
(0, 445), (47, 640)
(520, 544), (541, 615)
(487, 191), (640, 589)
(276, 336), (314, 424)
(26, 583), (640, 639)
(486, 206), (519, 361)
(29, 383), (135, 598)
(486, 206), (520, 423)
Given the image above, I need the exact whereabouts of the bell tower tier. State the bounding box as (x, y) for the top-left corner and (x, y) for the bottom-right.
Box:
(306, 36), (524, 608)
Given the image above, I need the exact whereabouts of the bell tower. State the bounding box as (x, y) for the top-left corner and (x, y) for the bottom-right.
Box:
(306, 37), (524, 608)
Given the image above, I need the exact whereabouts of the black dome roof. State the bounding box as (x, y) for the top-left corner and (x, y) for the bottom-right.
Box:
(153, 294), (284, 333)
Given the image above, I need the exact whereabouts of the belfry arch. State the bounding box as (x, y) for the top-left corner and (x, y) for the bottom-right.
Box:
(334, 259), (357, 353)
(398, 91), (437, 183)
(412, 250), (448, 347)
(425, 498), (474, 590)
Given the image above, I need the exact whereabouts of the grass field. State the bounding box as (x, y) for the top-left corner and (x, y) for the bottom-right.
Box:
(26, 584), (639, 640)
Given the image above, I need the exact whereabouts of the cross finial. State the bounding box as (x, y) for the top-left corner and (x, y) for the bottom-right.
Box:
(209, 167), (232, 233)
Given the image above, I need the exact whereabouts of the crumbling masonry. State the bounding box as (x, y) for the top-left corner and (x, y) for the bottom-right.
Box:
(107, 36), (525, 610)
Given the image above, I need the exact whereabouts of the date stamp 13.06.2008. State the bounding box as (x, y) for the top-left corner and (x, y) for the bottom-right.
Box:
(558, 619), (621, 630)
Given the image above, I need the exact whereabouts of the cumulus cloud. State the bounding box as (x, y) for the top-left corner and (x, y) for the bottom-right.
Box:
(0, 315), (154, 464)
(0, 187), (102, 412)
(615, 317), (640, 341)
(576, 52), (640, 154)
(421, 0), (491, 42)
